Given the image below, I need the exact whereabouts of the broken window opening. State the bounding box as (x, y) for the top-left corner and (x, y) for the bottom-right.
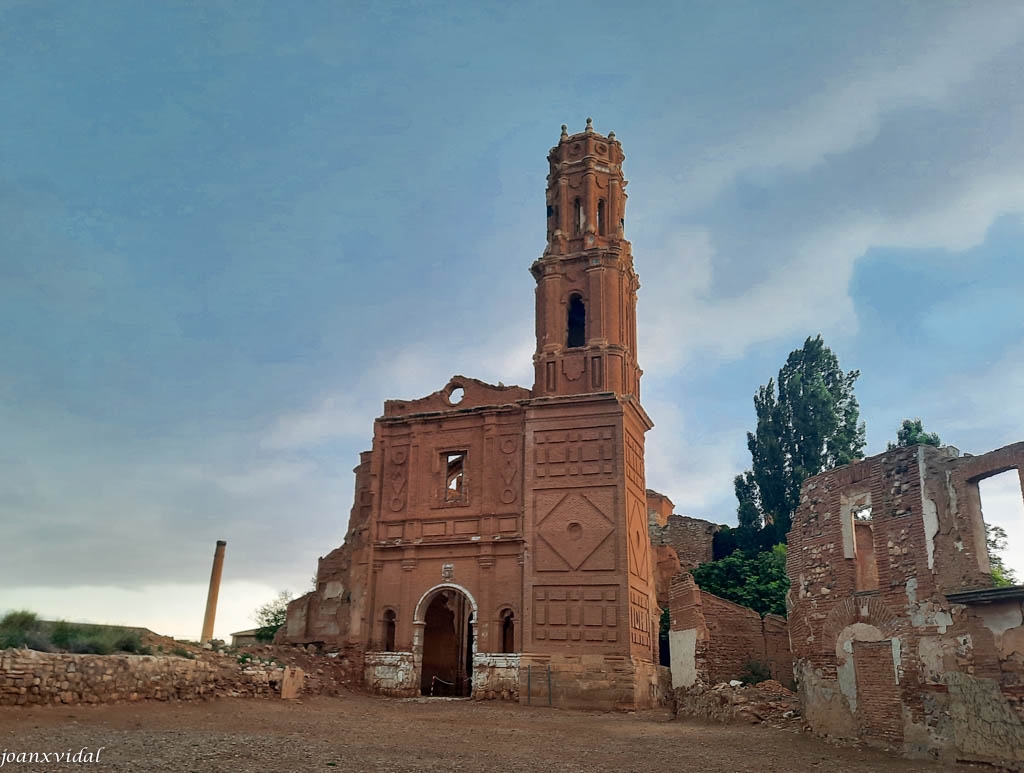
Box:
(978, 469), (1024, 585)
(501, 609), (515, 653)
(445, 452), (466, 502)
(567, 294), (586, 348)
(853, 505), (873, 522)
(383, 609), (396, 652)
(574, 197), (583, 235)
(597, 199), (606, 236)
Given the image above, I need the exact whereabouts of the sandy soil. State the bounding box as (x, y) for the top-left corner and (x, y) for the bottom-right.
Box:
(0, 693), (976, 772)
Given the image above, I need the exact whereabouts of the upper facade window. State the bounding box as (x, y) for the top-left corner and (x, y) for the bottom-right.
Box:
(445, 451), (466, 503)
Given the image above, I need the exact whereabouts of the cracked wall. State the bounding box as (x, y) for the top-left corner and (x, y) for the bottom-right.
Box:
(787, 441), (1024, 769)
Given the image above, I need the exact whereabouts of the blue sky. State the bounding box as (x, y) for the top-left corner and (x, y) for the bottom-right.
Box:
(2, 1), (1022, 639)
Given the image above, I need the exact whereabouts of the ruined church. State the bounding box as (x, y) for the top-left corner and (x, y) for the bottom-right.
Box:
(280, 120), (668, 708)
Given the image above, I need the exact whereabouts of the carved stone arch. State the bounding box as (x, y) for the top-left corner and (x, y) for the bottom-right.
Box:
(413, 582), (478, 624)
(413, 583), (479, 697)
(821, 596), (900, 649)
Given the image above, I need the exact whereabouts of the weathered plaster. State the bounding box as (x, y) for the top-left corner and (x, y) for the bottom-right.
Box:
(668, 629), (697, 689)
(918, 448), (938, 571)
(945, 671), (1024, 766)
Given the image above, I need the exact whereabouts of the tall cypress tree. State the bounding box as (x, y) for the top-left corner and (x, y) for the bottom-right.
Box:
(736, 335), (866, 542)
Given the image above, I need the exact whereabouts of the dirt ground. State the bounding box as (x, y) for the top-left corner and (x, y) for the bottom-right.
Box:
(0, 693), (978, 773)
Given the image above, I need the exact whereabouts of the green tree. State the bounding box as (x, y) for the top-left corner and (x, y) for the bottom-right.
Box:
(252, 590), (293, 642)
(736, 335), (866, 542)
(987, 524), (1019, 588)
(690, 544), (789, 617)
(887, 418), (941, 450)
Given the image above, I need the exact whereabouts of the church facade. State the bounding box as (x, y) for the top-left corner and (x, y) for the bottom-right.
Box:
(279, 121), (666, 709)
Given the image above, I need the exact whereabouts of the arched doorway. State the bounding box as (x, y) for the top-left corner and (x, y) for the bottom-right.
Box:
(417, 586), (474, 696)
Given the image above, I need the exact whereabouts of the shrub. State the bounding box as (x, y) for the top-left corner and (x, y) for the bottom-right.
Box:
(9, 617), (151, 655)
(0, 610), (42, 649)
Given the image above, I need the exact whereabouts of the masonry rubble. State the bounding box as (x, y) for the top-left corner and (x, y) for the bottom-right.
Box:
(666, 571), (794, 723)
(787, 441), (1024, 770)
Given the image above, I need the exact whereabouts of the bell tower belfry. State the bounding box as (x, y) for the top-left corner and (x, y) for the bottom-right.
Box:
(531, 118), (642, 399)
(521, 121), (659, 706)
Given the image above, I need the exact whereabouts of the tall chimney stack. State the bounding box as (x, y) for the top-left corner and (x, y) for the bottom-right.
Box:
(200, 540), (227, 643)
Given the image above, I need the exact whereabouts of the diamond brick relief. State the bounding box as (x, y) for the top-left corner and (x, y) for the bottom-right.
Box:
(537, 492), (613, 570)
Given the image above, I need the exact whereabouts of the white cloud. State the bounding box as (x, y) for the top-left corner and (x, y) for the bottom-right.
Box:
(927, 339), (1024, 445)
(643, 394), (746, 521)
(660, 6), (1024, 210)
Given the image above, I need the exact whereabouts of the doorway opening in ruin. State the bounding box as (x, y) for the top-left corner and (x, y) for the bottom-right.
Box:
(419, 588), (474, 696)
(978, 468), (1024, 585)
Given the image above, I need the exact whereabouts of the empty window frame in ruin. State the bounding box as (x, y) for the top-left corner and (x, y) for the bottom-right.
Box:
(842, 490), (879, 593)
(445, 452), (466, 503)
(567, 293), (586, 348)
(976, 468), (1024, 581)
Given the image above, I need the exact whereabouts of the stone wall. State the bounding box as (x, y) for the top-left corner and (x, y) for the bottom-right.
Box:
(471, 653), (519, 700)
(787, 441), (1024, 770)
(648, 512), (721, 606)
(0, 649), (302, 707)
(363, 651), (417, 697)
(660, 515), (719, 572)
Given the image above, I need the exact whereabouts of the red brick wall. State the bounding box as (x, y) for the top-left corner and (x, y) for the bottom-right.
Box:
(787, 441), (1024, 766)
(852, 640), (903, 747)
(669, 574), (791, 687)
(701, 592), (766, 684)
(660, 515), (718, 571)
(762, 614), (793, 686)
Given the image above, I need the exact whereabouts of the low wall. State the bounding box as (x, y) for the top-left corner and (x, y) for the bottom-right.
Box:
(363, 651), (417, 697)
(0, 649), (300, 707)
(518, 654), (669, 711)
(668, 574), (792, 693)
(472, 653), (519, 700)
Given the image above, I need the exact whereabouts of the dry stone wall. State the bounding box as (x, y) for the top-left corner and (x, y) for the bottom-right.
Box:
(0, 648), (303, 707)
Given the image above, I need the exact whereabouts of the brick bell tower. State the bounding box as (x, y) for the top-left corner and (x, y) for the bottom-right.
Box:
(531, 117), (642, 399)
(521, 120), (660, 709)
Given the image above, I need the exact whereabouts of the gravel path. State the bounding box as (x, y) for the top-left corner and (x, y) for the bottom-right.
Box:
(0, 693), (972, 772)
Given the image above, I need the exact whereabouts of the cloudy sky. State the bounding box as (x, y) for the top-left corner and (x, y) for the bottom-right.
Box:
(2, 1), (1022, 640)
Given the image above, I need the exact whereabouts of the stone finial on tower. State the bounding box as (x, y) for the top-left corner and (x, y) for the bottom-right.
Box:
(585, 117), (593, 132)
(560, 124), (568, 139)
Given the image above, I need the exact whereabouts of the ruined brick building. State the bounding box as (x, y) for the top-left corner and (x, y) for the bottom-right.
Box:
(787, 442), (1024, 767)
(280, 120), (668, 709)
